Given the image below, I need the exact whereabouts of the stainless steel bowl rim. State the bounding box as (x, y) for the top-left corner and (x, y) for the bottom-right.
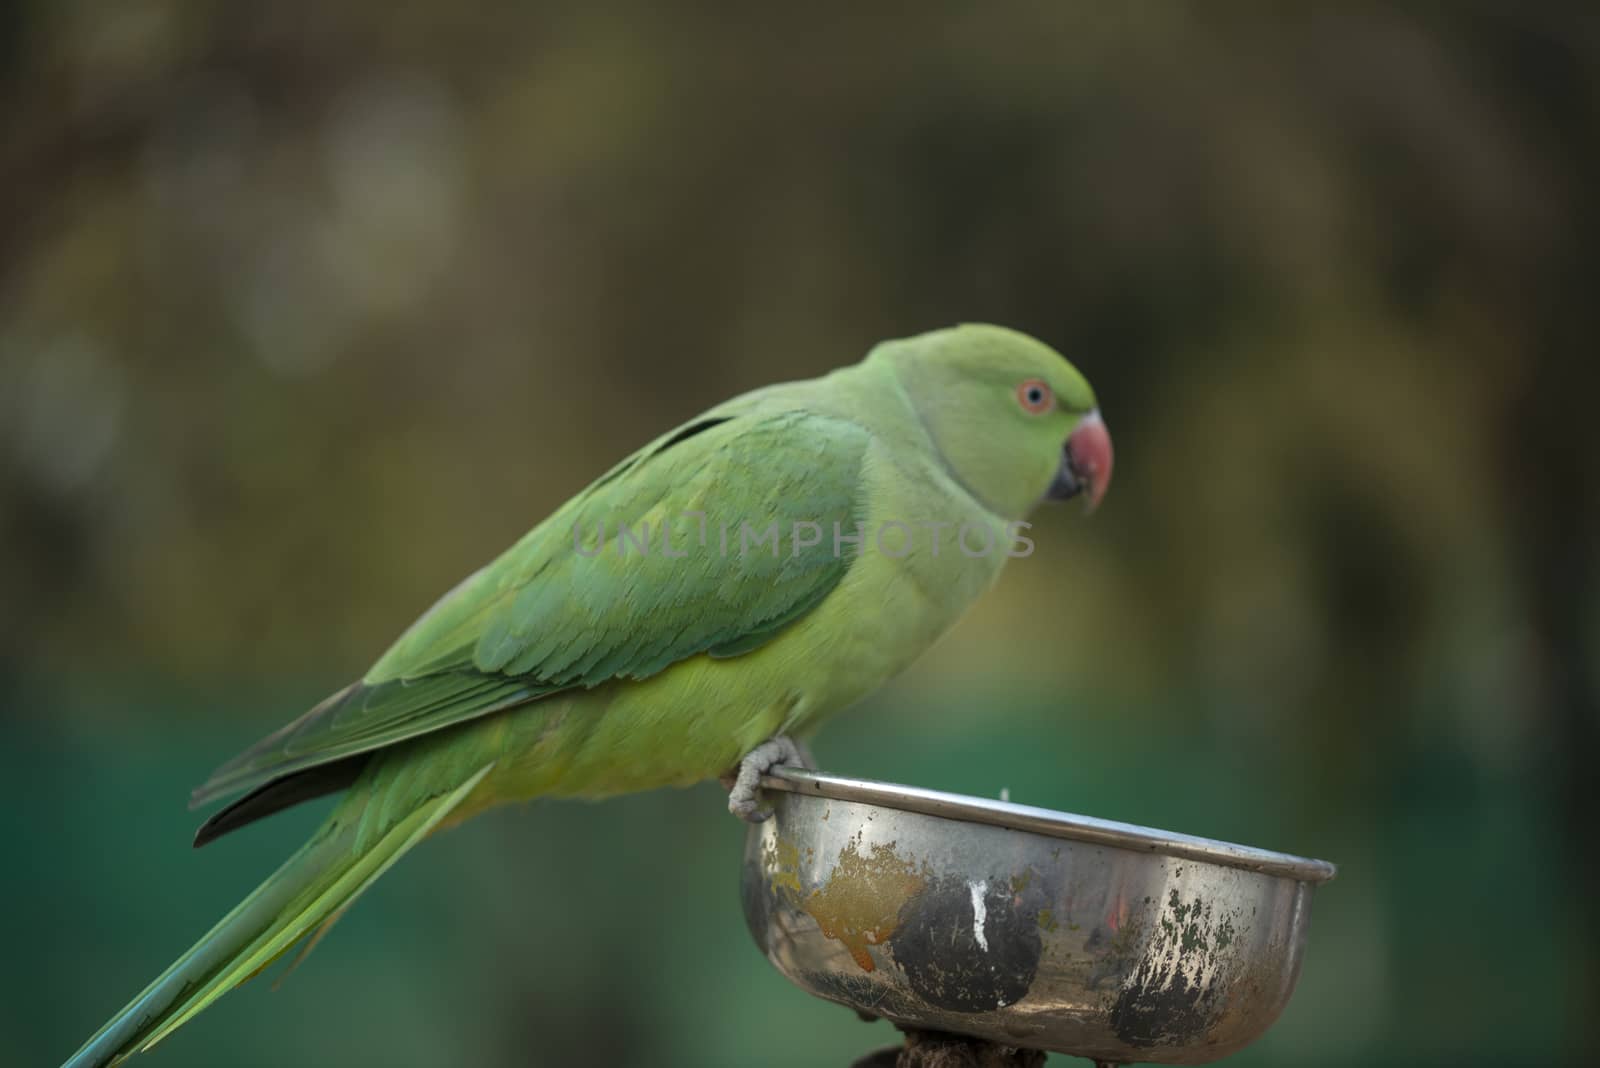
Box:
(762, 767), (1337, 884)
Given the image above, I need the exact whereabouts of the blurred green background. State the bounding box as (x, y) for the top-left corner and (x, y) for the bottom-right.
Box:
(4, 3), (1597, 1065)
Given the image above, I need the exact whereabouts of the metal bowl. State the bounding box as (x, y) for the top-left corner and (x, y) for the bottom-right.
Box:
(740, 768), (1336, 1065)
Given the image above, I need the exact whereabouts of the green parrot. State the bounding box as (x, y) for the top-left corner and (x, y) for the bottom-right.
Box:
(62, 323), (1113, 1067)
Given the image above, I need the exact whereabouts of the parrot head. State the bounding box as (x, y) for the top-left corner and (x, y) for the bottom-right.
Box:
(869, 323), (1113, 520)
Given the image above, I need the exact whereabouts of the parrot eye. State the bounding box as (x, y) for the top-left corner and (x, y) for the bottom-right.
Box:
(1016, 379), (1054, 414)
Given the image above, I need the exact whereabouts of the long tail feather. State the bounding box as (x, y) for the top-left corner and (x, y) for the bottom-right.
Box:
(62, 764), (493, 1068)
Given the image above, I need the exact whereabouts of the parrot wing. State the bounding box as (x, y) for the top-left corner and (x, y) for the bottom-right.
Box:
(191, 408), (871, 808)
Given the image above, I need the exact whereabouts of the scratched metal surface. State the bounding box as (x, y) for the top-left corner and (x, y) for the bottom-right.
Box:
(743, 770), (1334, 1065)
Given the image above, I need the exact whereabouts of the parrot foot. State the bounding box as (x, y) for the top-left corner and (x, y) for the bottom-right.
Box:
(724, 735), (813, 823)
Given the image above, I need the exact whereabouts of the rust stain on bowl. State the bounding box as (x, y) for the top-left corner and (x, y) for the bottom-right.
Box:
(763, 836), (805, 896)
(805, 838), (926, 971)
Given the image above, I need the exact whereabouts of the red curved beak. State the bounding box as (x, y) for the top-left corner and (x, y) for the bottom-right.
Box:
(1065, 410), (1113, 512)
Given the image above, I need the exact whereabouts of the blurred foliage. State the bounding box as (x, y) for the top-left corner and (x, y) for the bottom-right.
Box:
(2, 3), (1597, 1066)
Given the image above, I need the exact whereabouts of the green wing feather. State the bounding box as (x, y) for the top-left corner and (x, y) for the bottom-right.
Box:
(191, 408), (870, 807)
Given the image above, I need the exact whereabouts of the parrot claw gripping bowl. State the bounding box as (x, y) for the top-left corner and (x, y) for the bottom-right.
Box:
(740, 768), (1336, 1065)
